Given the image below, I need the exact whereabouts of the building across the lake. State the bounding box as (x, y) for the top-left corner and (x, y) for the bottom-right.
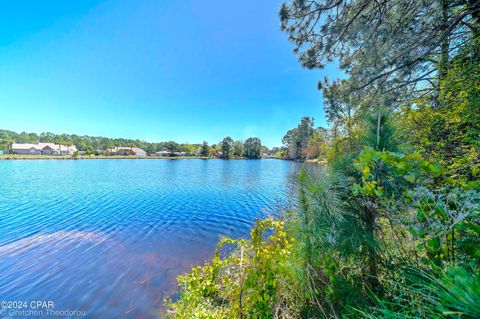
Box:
(107, 146), (147, 156)
(155, 150), (171, 156)
(11, 143), (77, 155)
(154, 150), (190, 156)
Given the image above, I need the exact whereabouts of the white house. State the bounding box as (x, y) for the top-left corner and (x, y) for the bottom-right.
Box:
(107, 146), (147, 156)
(11, 143), (77, 155)
(155, 150), (170, 156)
(155, 150), (187, 156)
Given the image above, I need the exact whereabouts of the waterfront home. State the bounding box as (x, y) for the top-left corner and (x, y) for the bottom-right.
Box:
(11, 143), (77, 155)
(155, 150), (171, 156)
(155, 150), (189, 156)
(173, 151), (187, 156)
(107, 146), (147, 156)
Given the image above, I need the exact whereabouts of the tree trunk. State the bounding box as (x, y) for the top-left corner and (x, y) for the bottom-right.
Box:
(365, 204), (381, 291)
(438, 0), (450, 81)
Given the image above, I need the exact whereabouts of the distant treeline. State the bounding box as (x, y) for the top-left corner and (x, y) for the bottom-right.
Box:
(0, 129), (272, 158)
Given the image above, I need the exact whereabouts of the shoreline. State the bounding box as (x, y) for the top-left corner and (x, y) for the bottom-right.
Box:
(0, 155), (211, 160)
(0, 155), (283, 160)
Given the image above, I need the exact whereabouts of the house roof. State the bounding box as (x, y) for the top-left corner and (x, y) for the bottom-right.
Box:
(12, 143), (77, 151)
(108, 146), (146, 153)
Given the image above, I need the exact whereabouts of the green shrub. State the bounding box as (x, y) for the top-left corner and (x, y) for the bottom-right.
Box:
(165, 218), (302, 319)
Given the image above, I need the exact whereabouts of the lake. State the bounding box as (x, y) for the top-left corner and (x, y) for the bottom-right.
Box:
(0, 159), (300, 318)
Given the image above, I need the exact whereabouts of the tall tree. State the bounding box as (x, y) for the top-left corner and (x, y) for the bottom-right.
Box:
(280, 0), (480, 97)
(282, 128), (299, 160)
(201, 141), (209, 156)
(165, 141), (179, 156)
(244, 137), (262, 159)
(297, 117), (315, 153)
(221, 136), (234, 159)
(233, 140), (244, 157)
(304, 128), (328, 160)
(282, 117), (315, 160)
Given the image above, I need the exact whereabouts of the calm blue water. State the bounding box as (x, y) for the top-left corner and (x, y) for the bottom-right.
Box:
(0, 159), (299, 318)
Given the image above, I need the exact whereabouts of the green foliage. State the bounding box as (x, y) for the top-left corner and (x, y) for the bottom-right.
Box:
(243, 137), (262, 159)
(0, 129), (269, 158)
(298, 143), (480, 318)
(168, 103), (479, 317)
(0, 129), (205, 155)
(201, 141), (210, 156)
(407, 187), (480, 268)
(282, 117), (326, 160)
(427, 267), (480, 318)
(165, 218), (302, 319)
(304, 129), (328, 160)
(221, 136), (234, 159)
(296, 167), (374, 316)
(352, 147), (444, 198)
(361, 110), (398, 152)
(233, 140), (244, 157)
(354, 267), (480, 319)
(164, 141), (180, 155)
(166, 5), (480, 319)
(401, 37), (480, 185)
(280, 0), (478, 98)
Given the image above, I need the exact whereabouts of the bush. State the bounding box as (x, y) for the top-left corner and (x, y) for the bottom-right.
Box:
(165, 218), (302, 319)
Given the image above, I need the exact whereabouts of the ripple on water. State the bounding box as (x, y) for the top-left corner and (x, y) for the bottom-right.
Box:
(0, 159), (300, 318)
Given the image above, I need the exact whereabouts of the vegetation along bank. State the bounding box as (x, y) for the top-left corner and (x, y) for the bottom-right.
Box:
(165, 1), (480, 318)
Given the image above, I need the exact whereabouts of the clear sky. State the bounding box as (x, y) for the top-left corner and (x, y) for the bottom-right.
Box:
(0, 0), (342, 147)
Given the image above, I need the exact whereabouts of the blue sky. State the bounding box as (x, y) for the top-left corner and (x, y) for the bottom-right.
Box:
(0, 0), (342, 147)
